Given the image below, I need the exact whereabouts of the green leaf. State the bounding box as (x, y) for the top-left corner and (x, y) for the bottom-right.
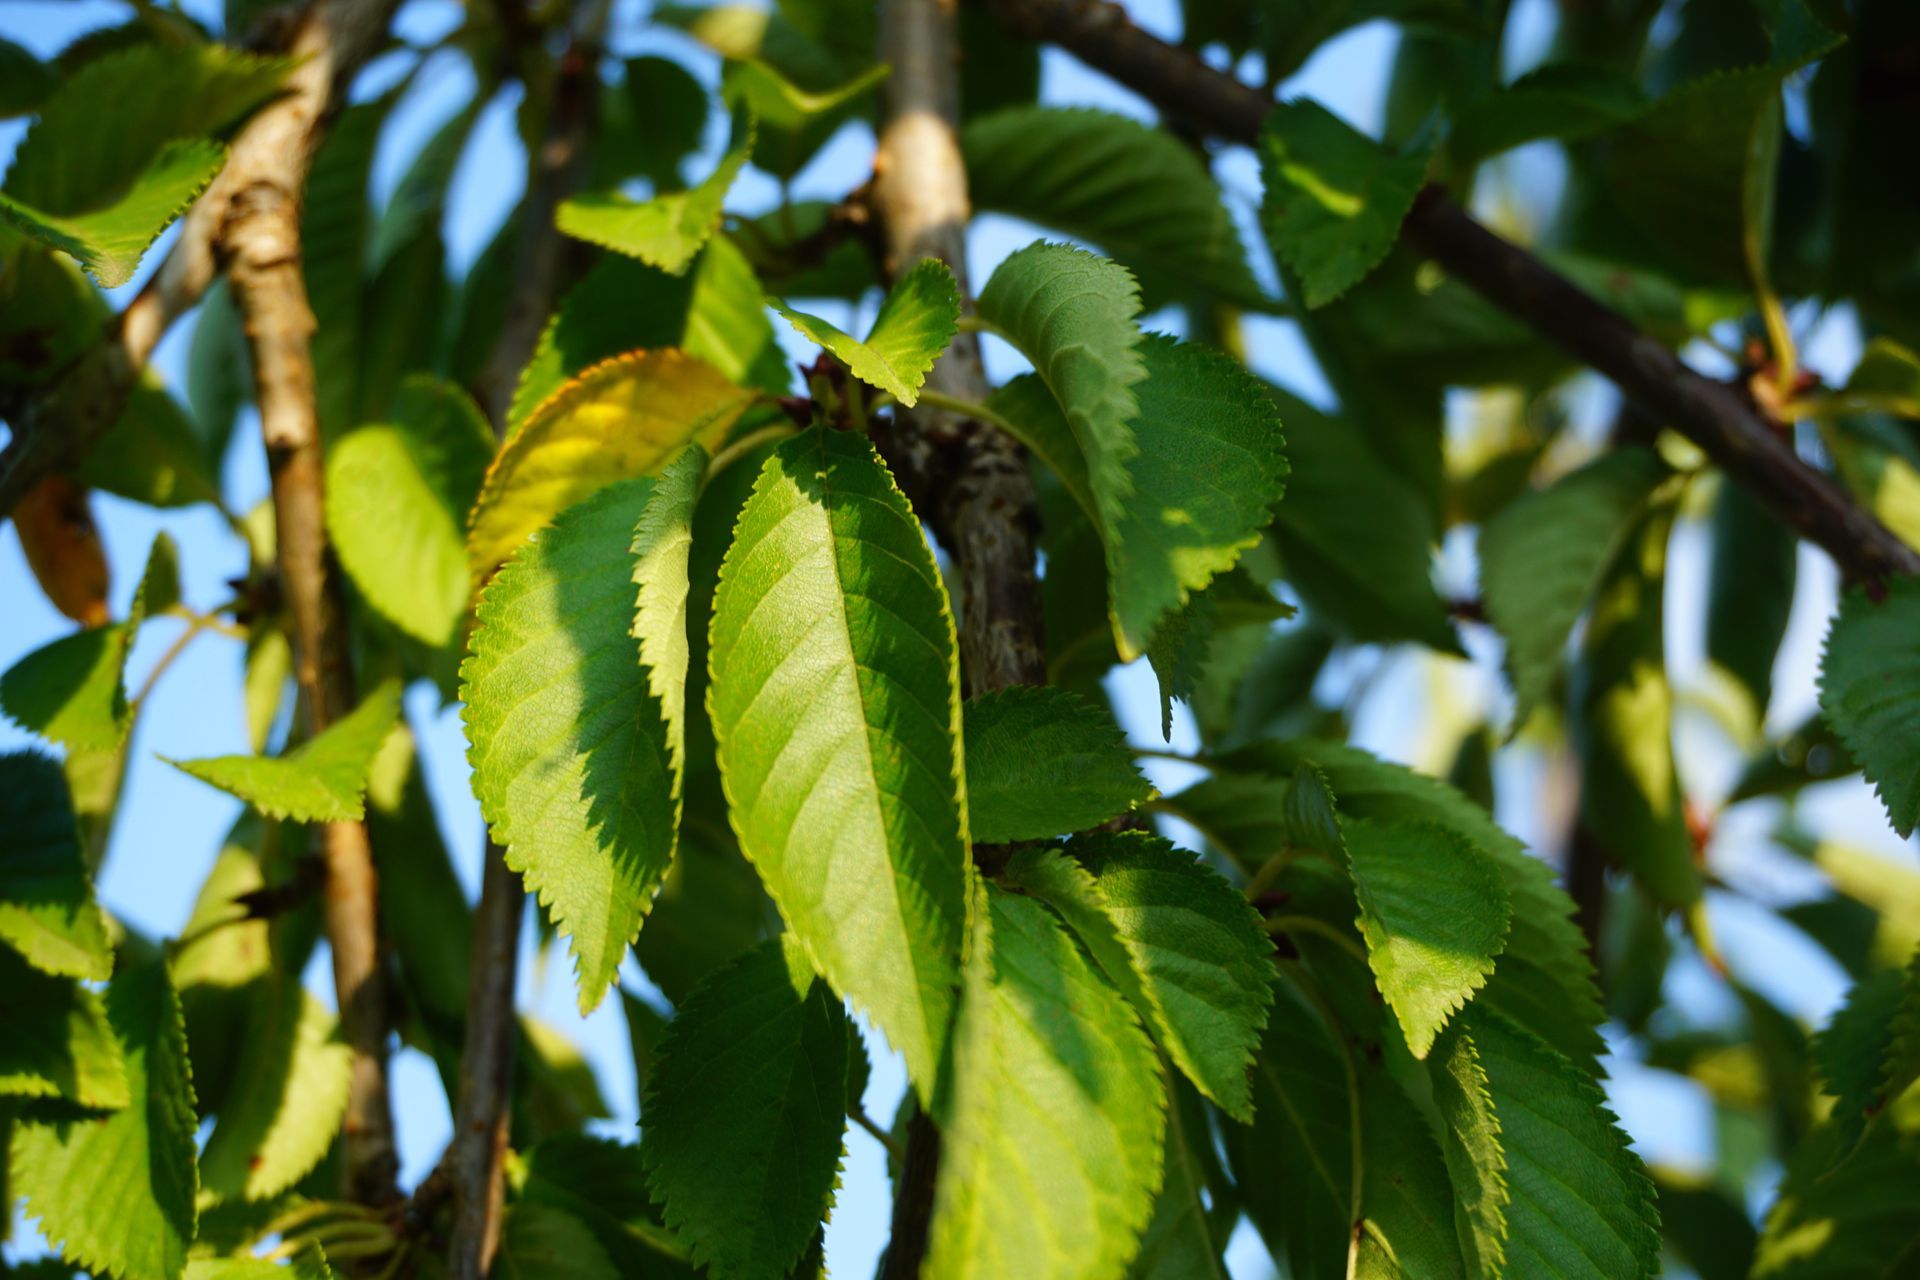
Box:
(925, 884), (1166, 1280)
(642, 937), (849, 1280)
(0, 34), (57, 118)
(991, 334), (1289, 659)
(522, 1135), (699, 1277)
(598, 55), (709, 190)
(962, 106), (1274, 311)
(0, 946), (128, 1108)
(508, 238), (787, 436)
(1216, 739), (1606, 1067)
(961, 686), (1152, 842)
(464, 458), (702, 1012)
(1447, 62), (1647, 169)
(1705, 476), (1798, 726)
(0, 752), (113, 980)
(1752, 1104), (1920, 1280)
(3, 42), (292, 216)
(1479, 448), (1670, 729)
(1342, 815), (1510, 1059)
(977, 241), (1146, 545)
(1432, 1007), (1662, 1280)
(0, 137), (226, 286)
(198, 976), (353, 1203)
(1819, 575), (1920, 838)
(167, 682), (402, 823)
(2, 622), (136, 752)
(557, 124), (753, 275)
(1352, 1060), (1468, 1279)
(1265, 387), (1455, 650)
(1569, 497), (1702, 906)
(327, 377), (494, 647)
(721, 58), (887, 181)
(498, 1203), (621, 1280)
(1259, 99), (1432, 308)
(1130, 1081), (1228, 1280)
(1006, 833), (1275, 1120)
(185, 1252), (332, 1279)
(13, 963), (198, 1280)
(1601, 22), (1841, 284)
(708, 428), (968, 1100)
(302, 96), (387, 443)
(633, 827), (775, 1008)
(468, 349), (753, 581)
(184, 1252), (333, 1280)
(775, 257), (958, 406)
(1220, 982), (1352, 1279)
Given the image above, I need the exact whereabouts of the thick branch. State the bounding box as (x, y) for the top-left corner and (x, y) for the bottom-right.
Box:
(446, 9), (606, 1275)
(977, 0), (1920, 590)
(876, 0), (1046, 695)
(213, 0), (405, 1207)
(0, 0), (397, 520)
(223, 184), (398, 1204)
(874, 1), (1048, 1274)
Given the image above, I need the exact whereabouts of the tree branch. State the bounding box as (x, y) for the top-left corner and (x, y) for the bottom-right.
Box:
(976, 0), (1920, 591)
(213, 0), (406, 1207)
(873, 1), (1049, 1273)
(0, 0), (399, 521)
(445, 6), (608, 1274)
(876, 0), (1047, 696)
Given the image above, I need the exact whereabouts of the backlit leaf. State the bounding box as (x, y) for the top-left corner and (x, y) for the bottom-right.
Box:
(197, 976), (353, 1203)
(0, 946), (127, 1108)
(1006, 833), (1274, 1120)
(0, 138), (225, 286)
(468, 349), (752, 580)
(557, 126), (752, 275)
(1569, 497), (1702, 906)
(1342, 816), (1510, 1059)
(925, 885), (1166, 1280)
(327, 377), (494, 647)
(722, 58), (887, 180)
(0, 751), (112, 980)
(775, 257), (958, 406)
(990, 334), (1288, 659)
(167, 682), (402, 823)
(508, 238), (786, 436)
(707, 427), (968, 1100)
(977, 241), (1146, 544)
(12, 963), (198, 1280)
(464, 458), (702, 1012)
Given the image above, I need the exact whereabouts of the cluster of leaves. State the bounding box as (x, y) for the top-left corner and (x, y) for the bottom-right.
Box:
(4, 0), (1920, 1278)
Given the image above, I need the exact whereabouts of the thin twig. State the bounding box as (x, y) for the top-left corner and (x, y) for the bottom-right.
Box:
(975, 0), (1920, 592)
(0, 0), (401, 521)
(217, 0), (410, 1201)
(443, 4), (610, 1273)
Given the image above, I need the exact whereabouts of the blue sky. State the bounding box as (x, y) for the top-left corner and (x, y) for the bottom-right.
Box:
(3, 0), (1915, 1273)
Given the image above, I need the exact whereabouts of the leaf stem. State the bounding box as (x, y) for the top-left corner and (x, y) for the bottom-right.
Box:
(852, 1107), (906, 1163)
(707, 423), (801, 484)
(1779, 390), (1920, 423)
(954, 312), (1014, 344)
(1266, 914), (1369, 963)
(913, 386), (1023, 438)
